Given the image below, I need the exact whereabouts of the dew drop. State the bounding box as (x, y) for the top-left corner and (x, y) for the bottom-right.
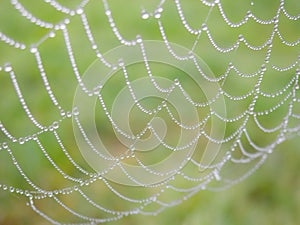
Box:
(31, 134), (38, 141)
(59, 24), (66, 29)
(64, 19), (70, 24)
(188, 51), (194, 59)
(268, 149), (273, 154)
(154, 12), (161, 19)
(2, 142), (8, 149)
(118, 59), (125, 67)
(157, 7), (163, 13)
(52, 121), (59, 129)
(174, 78), (180, 85)
(19, 138), (25, 145)
(72, 107), (80, 116)
(141, 10), (149, 20)
(238, 34), (244, 41)
(76, 8), (83, 15)
(49, 31), (56, 38)
(60, 109), (66, 117)
(30, 46), (37, 53)
(136, 35), (142, 43)
(66, 111), (72, 118)
(4, 64), (12, 72)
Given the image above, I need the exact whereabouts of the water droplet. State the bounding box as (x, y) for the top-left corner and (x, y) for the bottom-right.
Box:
(118, 59), (124, 67)
(30, 46), (37, 53)
(213, 170), (221, 181)
(92, 44), (97, 49)
(141, 10), (149, 20)
(52, 121), (59, 129)
(4, 64), (12, 72)
(154, 12), (161, 19)
(66, 111), (72, 118)
(2, 142), (8, 149)
(19, 138), (25, 145)
(188, 51), (194, 59)
(268, 149), (273, 154)
(64, 19), (70, 24)
(151, 196), (157, 201)
(246, 11), (252, 17)
(105, 10), (111, 16)
(202, 24), (208, 31)
(157, 7), (163, 13)
(60, 109), (66, 117)
(76, 8), (83, 15)
(238, 34), (244, 41)
(72, 107), (80, 116)
(31, 134), (38, 141)
(136, 35), (142, 43)
(49, 31), (56, 38)
(174, 78), (180, 85)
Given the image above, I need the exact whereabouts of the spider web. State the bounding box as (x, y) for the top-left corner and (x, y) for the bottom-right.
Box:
(0, 0), (299, 224)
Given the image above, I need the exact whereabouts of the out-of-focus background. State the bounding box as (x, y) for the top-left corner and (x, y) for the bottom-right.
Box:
(0, 0), (299, 224)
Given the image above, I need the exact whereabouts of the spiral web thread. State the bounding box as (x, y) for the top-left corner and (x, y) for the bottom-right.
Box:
(0, 0), (299, 224)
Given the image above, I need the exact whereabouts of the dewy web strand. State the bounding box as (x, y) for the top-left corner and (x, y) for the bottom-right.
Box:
(0, 0), (299, 224)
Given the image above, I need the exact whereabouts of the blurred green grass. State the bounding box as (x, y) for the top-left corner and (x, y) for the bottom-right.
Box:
(0, 0), (299, 224)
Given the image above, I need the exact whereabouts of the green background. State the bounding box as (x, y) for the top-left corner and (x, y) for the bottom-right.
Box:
(0, 0), (299, 224)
